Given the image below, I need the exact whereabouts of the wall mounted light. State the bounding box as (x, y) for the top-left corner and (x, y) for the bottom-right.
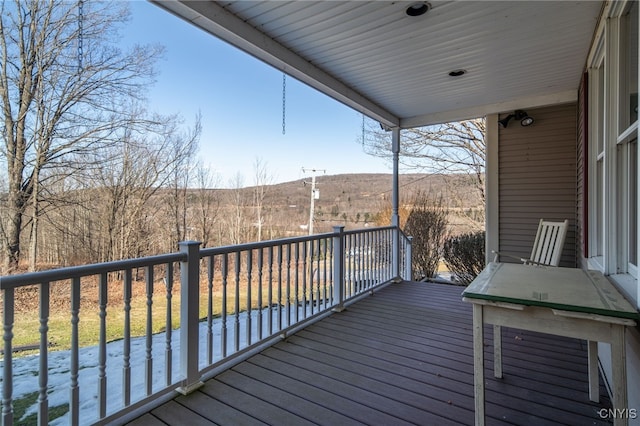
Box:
(498, 110), (534, 128)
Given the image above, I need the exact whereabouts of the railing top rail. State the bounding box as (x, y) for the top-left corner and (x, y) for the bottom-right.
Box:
(0, 226), (405, 289)
(343, 226), (395, 236)
(199, 232), (337, 257)
(0, 252), (186, 290)
(396, 227), (411, 240)
(198, 226), (400, 257)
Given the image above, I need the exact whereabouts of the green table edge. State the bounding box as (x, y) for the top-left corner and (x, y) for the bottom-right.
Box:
(461, 290), (640, 321)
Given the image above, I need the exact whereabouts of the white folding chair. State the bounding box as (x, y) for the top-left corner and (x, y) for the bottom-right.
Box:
(492, 219), (569, 266)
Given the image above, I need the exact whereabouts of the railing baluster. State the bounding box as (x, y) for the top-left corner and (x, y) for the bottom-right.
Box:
(277, 244), (283, 331)
(38, 282), (49, 426)
(332, 226), (345, 311)
(221, 253), (228, 358)
(363, 231), (369, 290)
(246, 249), (253, 346)
(344, 234), (350, 298)
(360, 232), (365, 291)
(294, 242), (300, 323)
(376, 232), (384, 282)
(286, 243), (292, 327)
(2, 287), (15, 426)
(70, 277), (80, 426)
(207, 256), (214, 365)
(366, 231), (372, 289)
(123, 269), (132, 406)
(356, 232), (362, 293)
(268, 246), (274, 336)
(305, 240), (312, 315)
(349, 233), (355, 297)
(257, 248), (264, 340)
(165, 262), (174, 386)
(371, 231), (376, 284)
(328, 233), (333, 306)
(319, 238), (325, 308)
(388, 228), (393, 279)
(302, 241), (308, 318)
(98, 273), (108, 419)
(234, 252), (241, 352)
(145, 266), (154, 396)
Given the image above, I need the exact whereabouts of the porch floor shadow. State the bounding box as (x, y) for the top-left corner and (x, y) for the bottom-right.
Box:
(127, 281), (612, 426)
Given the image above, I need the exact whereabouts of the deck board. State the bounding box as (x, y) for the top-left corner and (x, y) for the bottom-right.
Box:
(126, 281), (612, 425)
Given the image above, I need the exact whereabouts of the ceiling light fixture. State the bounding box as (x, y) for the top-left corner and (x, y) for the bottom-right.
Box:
(406, 2), (430, 17)
(498, 110), (535, 128)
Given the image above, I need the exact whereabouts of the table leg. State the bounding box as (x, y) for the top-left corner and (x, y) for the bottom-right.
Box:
(493, 325), (502, 378)
(587, 340), (599, 402)
(473, 304), (485, 426)
(611, 325), (628, 426)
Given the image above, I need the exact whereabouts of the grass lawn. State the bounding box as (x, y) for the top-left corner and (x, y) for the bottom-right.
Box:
(6, 270), (322, 356)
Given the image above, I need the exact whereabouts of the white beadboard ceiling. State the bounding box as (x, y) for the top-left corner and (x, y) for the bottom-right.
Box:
(153, 1), (603, 129)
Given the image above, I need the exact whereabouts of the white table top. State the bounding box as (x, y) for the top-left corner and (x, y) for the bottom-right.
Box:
(462, 262), (640, 320)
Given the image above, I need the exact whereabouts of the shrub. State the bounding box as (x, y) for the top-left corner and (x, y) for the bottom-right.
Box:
(443, 231), (485, 285)
(403, 193), (448, 280)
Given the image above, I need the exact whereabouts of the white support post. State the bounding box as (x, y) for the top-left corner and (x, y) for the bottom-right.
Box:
(177, 241), (204, 395)
(332, 226), (346, 312)
(391, 128), (401, 279)
(485, 113), (499, 265)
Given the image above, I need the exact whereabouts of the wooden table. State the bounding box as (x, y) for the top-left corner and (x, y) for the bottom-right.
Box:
(462, 262), (639, 426)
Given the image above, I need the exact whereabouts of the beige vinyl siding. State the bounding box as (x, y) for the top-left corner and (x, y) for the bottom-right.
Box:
(498, 103), (578, 267)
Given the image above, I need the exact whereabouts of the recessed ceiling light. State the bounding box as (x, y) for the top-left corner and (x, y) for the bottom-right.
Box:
(448, 69), (466, 77)
(406, 2), (430, 17)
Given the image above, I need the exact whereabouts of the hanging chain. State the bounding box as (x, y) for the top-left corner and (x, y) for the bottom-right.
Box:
(282, 73), (286, 135)
(77, 0), (84, 73)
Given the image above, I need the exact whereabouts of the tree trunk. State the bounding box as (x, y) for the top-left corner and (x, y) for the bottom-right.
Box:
(28, 174), (40, 271)
(5, 192), (24, 272)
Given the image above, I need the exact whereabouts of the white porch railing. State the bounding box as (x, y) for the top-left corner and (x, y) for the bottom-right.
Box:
(0, 226), (412, 425)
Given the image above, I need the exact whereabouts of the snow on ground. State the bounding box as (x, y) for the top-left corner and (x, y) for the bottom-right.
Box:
(3, 306), (316, 425)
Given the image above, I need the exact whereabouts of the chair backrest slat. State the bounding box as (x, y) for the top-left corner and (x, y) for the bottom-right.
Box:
(530, 219), (569, 266)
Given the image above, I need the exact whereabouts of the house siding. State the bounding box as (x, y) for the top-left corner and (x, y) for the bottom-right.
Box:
(498, 104), (578, 267)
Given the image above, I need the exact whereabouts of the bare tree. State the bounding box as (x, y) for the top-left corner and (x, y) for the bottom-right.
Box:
(252, 157), (274, 241)
(363, 118), (486, 229)
(192, 162), (221, 248)
(164, 113), (201, 246)
(227, 172), (247, 245)
(0, 1), (163, 271)
(83, 112), (197, 262)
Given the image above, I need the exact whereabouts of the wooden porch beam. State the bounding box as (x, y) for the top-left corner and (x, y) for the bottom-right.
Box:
(401, 89), (578, 128)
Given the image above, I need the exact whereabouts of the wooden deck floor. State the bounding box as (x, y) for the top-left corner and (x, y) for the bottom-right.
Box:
(127, 281), (612, 425)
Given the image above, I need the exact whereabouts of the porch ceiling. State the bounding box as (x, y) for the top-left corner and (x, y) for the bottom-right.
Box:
(153, 1), (603, 129)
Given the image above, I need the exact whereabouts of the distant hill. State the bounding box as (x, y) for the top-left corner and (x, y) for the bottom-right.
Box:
(210, 173), (484, 238)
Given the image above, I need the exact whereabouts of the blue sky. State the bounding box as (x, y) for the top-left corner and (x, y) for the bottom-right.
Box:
(122, 1), (394, 186)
